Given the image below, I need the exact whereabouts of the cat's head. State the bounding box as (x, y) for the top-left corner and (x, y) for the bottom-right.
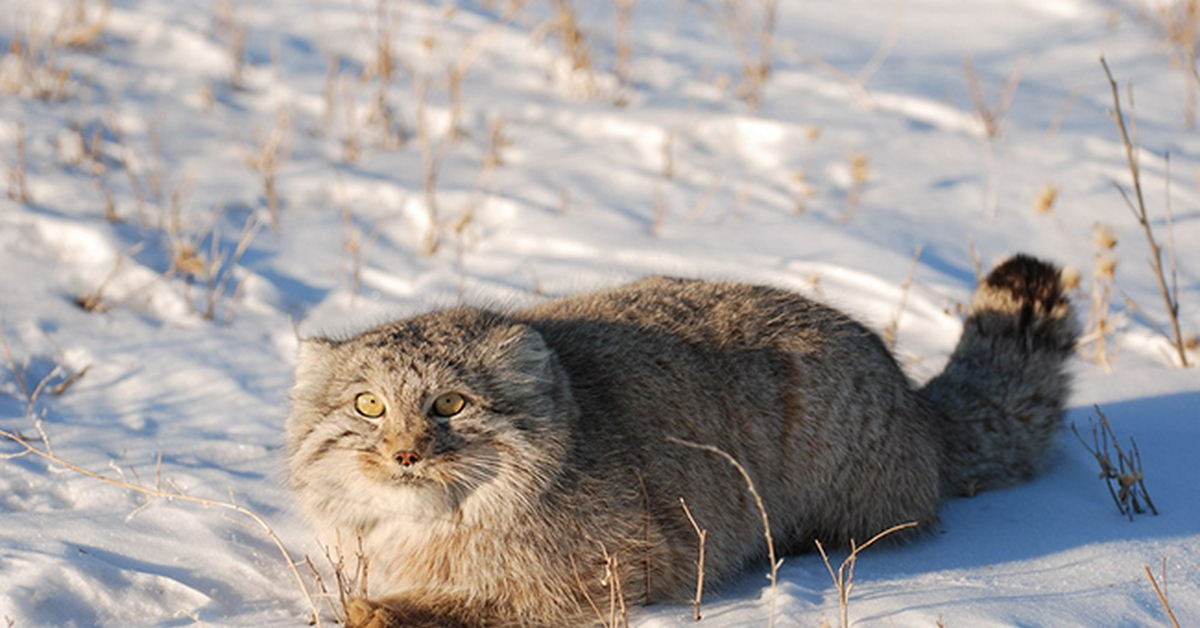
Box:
(285, 307), (574, 529)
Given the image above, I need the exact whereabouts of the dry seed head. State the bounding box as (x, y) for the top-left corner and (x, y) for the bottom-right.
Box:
(1033, 183), (1058, 214)
(1060, 265), (1082, 291)
(1092, 222), (1118, 250)
(171, 242), (207, 278)
(1094, 252), (1118, 279)
(805, 125), (823, 143)
(849, 152), (870, 184)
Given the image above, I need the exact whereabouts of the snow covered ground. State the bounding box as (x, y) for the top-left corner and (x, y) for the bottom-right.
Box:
(1, 0), (1198, 626)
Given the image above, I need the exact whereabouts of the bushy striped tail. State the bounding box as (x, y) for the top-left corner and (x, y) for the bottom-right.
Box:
(922, 255), (1080, 496)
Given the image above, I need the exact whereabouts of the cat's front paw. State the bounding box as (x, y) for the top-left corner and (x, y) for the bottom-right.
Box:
(345, 598), (401, 628)
(344, 598), (463, 628)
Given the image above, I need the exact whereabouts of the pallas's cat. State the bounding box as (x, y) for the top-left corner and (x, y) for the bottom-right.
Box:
(286, 255), (1077, 628)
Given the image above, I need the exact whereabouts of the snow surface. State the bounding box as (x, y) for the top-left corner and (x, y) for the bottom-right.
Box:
(2, 0), (1198, 626)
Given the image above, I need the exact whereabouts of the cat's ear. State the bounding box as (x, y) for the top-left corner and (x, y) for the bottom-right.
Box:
(485, 324), (557, 386)
(294, 337), (339, 391)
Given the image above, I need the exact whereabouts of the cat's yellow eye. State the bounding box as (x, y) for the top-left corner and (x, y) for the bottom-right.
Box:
(354, 392), (386, 418)
(432, 392), (466, 418)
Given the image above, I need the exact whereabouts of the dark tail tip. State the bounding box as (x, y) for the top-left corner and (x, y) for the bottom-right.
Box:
(974, 254), (1078, 352)
(984, 254), (1066, 314)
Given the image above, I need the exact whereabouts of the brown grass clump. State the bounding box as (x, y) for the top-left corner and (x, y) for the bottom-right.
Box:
(1071, 405), (1158, 520)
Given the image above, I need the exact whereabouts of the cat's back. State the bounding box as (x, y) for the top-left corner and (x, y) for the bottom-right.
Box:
(518, 276), (863, 350)
(516, 276), (936, 554)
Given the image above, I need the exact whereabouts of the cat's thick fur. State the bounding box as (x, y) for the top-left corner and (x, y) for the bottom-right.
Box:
(285, 255), (1078, 628)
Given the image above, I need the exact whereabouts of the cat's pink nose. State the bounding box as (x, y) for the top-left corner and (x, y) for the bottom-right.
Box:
(394, 450), (422, 467)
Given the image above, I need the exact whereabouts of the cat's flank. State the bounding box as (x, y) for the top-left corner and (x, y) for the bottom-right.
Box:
(286, 255), (1078, 628)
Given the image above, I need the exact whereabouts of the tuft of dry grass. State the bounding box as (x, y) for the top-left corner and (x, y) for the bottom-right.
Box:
(716, 0), (780, 110)
(243, 110), (291, 232)
(1, 19), (72, 101)
(1071, 405), (1158, 520)
(964, 56), (1028, 139)
(815, 521), (919, 628)
(543, 0), (597, 96)
(53, 0), (110, 49)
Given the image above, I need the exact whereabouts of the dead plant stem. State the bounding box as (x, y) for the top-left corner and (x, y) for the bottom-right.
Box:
(1101, 56), (1189, 366)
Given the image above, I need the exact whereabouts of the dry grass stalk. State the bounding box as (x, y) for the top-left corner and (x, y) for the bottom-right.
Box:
(0, 428), (322, 626)
(244, 109), (290, 231)
(533, 0), (598, 97)
(719, 0), (779, 109)
(2, 19), (72, 101)
(53, 0), (110, 49)
(964, 56), (1028, 139)
(687, 173), (722, 223)
(1144, 557), (1182, 628)
(651, 186), (669, 235)
(317, 535), (372, 626)
(559, 187), (571, 214)
(361, 0), (406, 150)
(1047, 86), (1083, 136)
(342, 74), (362, 165)
(571, 546), (629, 628)
(838, 151), (870, 224)
(1, 331), (79, 455)
(601, 546), (629, 628)
(204, 213), (263, 323)
(1082, 222), (1120, 369)
(661, 130), (675, 180)
(668, 436), (780, 628)
(966, 233), (983, 283)
(815, 521), (919, 628)
(76, 242), (146, 313)
(483, 116), (510, 170)
(1071, 405), (1158, 520)
(212, 0), (247, 89)
(1143, 0), (1200, 127)
(614, 0), (636, 87)
(322, 52), (340, 136)
(414, 74), (442, 255)
(103, 110), (150, 225)
(678, 498), (708, 621)
(882, 245), (923, 351)
(1101, 57), (1190, 366)
(790, 125), (822, 214)
(7, 124), (31, 203)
